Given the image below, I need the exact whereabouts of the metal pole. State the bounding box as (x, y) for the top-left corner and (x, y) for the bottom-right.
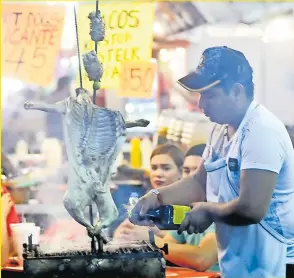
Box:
(73, 3), (98, 254)
(91, 1), (104, 253)
(74, 6), (83, 89)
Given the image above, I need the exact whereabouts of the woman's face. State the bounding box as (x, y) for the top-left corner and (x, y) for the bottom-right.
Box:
(182, 155), (202, 178)
(150, 154), (182, 189)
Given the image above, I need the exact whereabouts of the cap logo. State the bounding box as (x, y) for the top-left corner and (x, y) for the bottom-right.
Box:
(198, 55), (205, 68)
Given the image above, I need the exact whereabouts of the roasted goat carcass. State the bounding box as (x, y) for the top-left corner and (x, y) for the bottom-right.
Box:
(24, 91), (149, 240)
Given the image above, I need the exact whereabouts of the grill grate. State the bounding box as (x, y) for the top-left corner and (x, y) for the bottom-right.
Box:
(22, 241), (166, 278)
(23, 241), (158, 259)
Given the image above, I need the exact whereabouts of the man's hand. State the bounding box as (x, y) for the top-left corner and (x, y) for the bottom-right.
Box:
(129, 192), (160, 226)
(115, 224), (149, 242)
(178, 202), (213, 234)
(113, 219), (135, 239)
(114, 219), (164, 242)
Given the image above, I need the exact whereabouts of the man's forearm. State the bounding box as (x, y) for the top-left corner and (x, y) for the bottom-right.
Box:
(158, 175), (206, 206)
(206, 199), (261, 226)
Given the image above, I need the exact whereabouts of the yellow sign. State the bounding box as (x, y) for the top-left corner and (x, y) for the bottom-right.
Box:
(78, 3), (154, 90)
(119, 61), (156, 98)
(2, 4), (65, 86)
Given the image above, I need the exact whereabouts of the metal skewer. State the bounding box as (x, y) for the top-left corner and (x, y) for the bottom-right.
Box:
(91, 0), (104, 253)
(73, 4), (97, 254)
(74, 5), (83, 90)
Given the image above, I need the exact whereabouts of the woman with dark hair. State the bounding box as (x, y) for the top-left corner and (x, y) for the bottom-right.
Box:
(149, 143), (184, 189)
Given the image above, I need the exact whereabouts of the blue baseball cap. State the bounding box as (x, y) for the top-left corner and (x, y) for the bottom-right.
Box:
(177, 46), (253, 93)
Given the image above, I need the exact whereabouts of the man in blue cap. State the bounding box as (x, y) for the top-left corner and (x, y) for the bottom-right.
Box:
(129, 46), (294, 278)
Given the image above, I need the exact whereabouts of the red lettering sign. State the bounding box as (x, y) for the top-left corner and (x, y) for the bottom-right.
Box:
(119, 61), (156, 98)
(2, 4), (65, 86)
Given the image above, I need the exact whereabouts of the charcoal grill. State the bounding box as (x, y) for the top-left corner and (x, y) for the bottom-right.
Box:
(22, 237), (167, 278)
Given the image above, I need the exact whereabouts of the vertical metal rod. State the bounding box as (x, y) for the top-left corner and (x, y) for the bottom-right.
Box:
(74, 4), (96, 253)
(28, 234), (33, 252)
(74, 6), (83, 89)
(92, 0), (99, 105)
(89, 207), (96, 253)
(89, 0), (100, 253)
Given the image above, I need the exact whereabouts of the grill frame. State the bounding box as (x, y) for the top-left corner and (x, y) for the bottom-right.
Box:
(23, 241), (166, 278)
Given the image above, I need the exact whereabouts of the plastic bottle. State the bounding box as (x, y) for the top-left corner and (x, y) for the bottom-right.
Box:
(128, 192), (139, 208)
(132, 205), (191, 230)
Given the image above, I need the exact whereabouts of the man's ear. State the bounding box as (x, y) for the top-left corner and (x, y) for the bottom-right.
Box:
(231, 83), (245, 100)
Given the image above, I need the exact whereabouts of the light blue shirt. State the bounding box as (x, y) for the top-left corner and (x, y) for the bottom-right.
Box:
(203, 101), (294, 277)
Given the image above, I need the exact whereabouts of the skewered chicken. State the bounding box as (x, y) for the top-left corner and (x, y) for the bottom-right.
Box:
(24, 89), (149, 241)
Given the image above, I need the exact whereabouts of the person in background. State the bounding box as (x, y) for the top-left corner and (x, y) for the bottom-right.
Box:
(1, 186), (20, 267)
(155, 144), (218, 272)
(182, 144), (206, 178)
(113, 143), (184, 241)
